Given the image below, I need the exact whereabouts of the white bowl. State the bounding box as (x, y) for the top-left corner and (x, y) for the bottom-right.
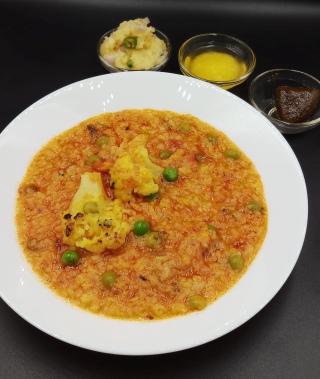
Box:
(0, 72), (307, 355)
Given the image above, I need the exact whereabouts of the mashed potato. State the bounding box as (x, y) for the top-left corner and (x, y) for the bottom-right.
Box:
(99, 17), (168, 70)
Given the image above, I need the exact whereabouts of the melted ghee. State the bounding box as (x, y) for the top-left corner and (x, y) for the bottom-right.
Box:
(184, 50), (246, 83)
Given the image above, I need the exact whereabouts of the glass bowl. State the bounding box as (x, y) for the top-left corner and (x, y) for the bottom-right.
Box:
(249, 69), (320, 134)
(97, 28), (171, 72)
(178, 33), (256, 90)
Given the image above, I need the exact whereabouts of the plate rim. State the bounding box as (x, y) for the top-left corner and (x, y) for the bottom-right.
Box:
(0, 72), (308, 355)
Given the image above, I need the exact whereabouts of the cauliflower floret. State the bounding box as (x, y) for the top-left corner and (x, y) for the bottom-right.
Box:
(68, 172), (110, 215)
(138, 145), (163, 178)
(110, 141), (162, 202)
(62, 172), (130, 253)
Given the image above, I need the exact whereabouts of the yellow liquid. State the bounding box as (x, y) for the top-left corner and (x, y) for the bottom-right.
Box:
(185, 51), (246, 82)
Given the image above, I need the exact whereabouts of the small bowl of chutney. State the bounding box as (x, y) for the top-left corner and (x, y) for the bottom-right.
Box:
(178, 33), (256, 90)
(249, 69), (320, 134)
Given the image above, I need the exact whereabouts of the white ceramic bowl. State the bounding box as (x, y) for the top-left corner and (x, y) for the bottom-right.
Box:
(0, 72), (307, 355)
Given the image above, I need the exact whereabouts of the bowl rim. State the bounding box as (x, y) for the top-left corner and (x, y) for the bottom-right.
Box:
(249, 68), (320, 128)
(97, 28), (172, 72)
(178, 33), (256, 86)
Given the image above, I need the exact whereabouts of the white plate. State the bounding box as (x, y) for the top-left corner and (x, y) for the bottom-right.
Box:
(0, 72), (307, 355)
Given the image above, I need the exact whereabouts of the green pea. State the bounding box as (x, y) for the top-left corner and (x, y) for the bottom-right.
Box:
(61, 250), (80, 265)
(225, 149), (240, 160)
(133, 220), (150, 236)
(180, 124), (191, 133)
(208, 224), (215, 231)
(87, 154), (100, 165)
(24, 183), (39, 193)
(207, 134), (217, 144)
(228, 254), (244, 270)
(96, 136), (109, 148)
(127, 59), (134, 68)
(103, 219), (113, 227)
(26, 238), (38, 250)
(83, 201), (99, 214)
(189, 295), (207, 310)
(144, 231), (162, 249)
(163, 167), (178, 182)
(160, 150), (172, 159)
(248, 201), (262, 212)
(102, 271), (118, 288)
(146, 192), (159, 201)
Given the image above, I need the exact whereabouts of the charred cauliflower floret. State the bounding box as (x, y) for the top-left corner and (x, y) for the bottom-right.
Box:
(62, 172), (130, 253)
(110, 141), (162, 202)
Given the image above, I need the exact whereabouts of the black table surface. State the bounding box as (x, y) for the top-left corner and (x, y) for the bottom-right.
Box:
(1, 1), (320, 378)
